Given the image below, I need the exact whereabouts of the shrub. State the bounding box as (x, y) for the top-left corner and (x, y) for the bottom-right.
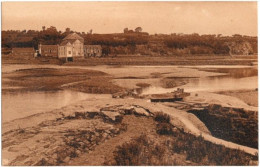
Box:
(113, 134), (148, 165)
(111, 134), (176, 166)
(168, 132), (253, 165)
(154, 112), (171, 123)
(156, 123), (173, 135)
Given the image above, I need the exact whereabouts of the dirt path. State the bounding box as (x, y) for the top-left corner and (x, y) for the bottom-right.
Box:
(67, 115), (157, 165)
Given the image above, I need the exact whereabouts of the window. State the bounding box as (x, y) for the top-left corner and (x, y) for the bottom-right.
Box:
(68, 51), (71, 54)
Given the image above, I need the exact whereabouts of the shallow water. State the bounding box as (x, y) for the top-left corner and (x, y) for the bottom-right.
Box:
(142, 67), (258, 94)
(2, 64), (258, 122)
(2, 90), (109, 122)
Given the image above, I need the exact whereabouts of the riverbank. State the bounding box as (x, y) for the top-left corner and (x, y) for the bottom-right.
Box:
(2, 54), (258, 66)
(216, 89), (258, 107)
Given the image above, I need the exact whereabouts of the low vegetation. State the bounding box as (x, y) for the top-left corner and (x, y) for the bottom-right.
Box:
(154, 112), (171, 123)
(156, 123), (174, 135)
(188, 104), (258, 149)
(109, 134), (173, 166)
(107, 112), (257, 166)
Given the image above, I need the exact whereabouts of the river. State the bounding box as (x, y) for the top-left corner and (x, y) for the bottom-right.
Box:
(2, 90), (110, 123)
(2, 64), (258, 122)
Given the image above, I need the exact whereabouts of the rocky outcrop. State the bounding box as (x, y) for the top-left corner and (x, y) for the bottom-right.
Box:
(226, 41), (254, 55)
(2, 105), (153, 166)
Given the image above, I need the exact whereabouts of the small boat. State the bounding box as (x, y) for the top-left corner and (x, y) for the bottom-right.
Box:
(150, 88), (190, 102)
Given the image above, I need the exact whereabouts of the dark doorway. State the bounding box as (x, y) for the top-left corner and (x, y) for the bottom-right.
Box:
(67, 57), (73, 62)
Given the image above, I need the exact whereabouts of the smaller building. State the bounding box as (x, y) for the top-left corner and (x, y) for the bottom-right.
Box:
(38, 44), (58, 57)
(2, 48), (12, 55)
(12, 47), (35, 59)
(84, 45), (102, 57)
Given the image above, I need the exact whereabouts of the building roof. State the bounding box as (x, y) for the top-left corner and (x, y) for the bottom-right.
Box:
(63, 33), (84, 43)
(84, 45), (102, 49)
(40, 45), (58, 49)
(12, 47), (35, 52)
(60, 41), (72, 46)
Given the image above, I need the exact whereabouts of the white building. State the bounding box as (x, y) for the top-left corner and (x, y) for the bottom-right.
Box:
(58, 33), (84, 61)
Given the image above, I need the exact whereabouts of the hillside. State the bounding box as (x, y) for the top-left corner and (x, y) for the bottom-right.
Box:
(2, 27), (258, 56)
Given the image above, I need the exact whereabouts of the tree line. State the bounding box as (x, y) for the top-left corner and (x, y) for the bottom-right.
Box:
(2, 26), (257, 55)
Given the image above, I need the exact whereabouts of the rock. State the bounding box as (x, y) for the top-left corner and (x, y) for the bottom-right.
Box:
(94, 132), (99, 137)
(133, 107), (150, 116)
(105, 130), (110, 134)
(44, 144), (50, 148)
(67, 136), (74, 140)
(102, 133), (108, 138)
(84, 141), (90, 145)
(90, 136), (96, 142)
(79, 142), (85, 147)
(101, 111), (121, 121)
(113, 128), (120, 134)
(63, 156), (70, 163)
(76, 150), (81, 155)
(52, 154), (58, 160)
(48, 159), (56, 165)
(8, 147), (19, 152)
(185, 160), (192, 164)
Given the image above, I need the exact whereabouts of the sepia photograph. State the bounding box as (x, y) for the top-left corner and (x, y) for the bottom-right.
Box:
(1, 1), (258, 166)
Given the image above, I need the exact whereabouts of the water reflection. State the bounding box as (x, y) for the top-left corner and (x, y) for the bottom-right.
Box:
(183, 76), (257, 92)
(202, 68), (258, 78)
(142, 67), (258, 95)
(2, 90), (109, 123)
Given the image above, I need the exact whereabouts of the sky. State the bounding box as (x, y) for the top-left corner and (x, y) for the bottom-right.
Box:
(2, 1), (258, 36)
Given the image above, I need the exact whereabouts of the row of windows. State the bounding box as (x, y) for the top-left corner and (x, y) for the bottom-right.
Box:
(43, 49), (57, 53)
(84, 49), (101, 53)
(56, 46), (101, 55)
